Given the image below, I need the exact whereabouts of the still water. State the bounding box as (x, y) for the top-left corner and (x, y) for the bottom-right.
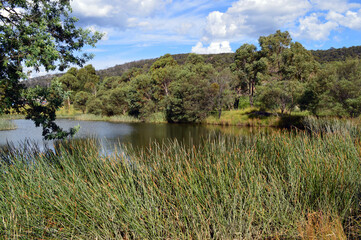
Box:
(0, 119), (264, 152)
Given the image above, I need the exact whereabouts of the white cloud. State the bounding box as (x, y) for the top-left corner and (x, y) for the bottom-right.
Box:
(292, 6), (361, 41)
(191, 41), (232, 54)
(72, 1), (113, 17)
(311, 0), (360, 13)
(195, 0), (361, 44)
(203, 0), (311, 41)
(327, 9), (361, 30)
(72, 0), (171, 18)
(293, 13), (338, 40)
(71, 0), (172, 30)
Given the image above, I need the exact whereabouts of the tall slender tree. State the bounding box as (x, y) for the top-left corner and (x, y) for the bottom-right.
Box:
(232, 44), (267, 107)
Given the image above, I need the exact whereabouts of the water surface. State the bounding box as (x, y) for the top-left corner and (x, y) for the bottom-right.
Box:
(0, 119), (263, 152)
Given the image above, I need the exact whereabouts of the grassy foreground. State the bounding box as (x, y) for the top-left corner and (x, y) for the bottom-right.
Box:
(1, 118), (361, 239)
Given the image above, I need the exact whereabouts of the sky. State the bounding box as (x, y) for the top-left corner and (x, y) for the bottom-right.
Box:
(40, 0), (361, 75)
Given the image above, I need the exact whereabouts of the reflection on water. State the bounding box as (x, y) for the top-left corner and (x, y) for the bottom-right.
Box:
(0, 119), (272, 152)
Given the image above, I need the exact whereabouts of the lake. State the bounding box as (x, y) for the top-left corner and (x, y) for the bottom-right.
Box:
(0, 119), (264, 152)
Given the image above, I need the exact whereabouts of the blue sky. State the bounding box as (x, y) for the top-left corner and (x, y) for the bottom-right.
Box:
(44, 0), (361, 74)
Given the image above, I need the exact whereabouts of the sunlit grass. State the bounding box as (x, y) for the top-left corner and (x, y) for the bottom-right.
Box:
(1, 118), (361, 238)
(145, 112), (166, 123)
(56, 106), (166, 123)
(56, 105), (82, 118)
(0, 117), (16, 131)
(205, 108), (279, 126)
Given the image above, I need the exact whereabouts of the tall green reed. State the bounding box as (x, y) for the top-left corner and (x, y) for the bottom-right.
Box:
(1, 119), (361, 239)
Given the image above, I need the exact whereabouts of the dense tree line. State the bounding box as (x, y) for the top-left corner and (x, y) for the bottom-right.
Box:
(25, 45), (360, 93)
(27, 44), (361, 89)
(311, 46), (361, 63)
(33, 31), (361, 123)
(59, 53), (235, 122)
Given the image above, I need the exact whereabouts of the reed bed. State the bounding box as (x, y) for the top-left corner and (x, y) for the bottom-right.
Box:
(1, 119), (361, 239)
(0, 118), (16, 131)
(204, 108), (279, 127)
(73, 114), (141, 123)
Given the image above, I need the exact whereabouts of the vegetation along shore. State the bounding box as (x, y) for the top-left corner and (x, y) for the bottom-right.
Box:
(23, 31), (361, 129)
(1, 0), (361, 238)
(2, 25), (361, 238)
(1, 118), (361, 238)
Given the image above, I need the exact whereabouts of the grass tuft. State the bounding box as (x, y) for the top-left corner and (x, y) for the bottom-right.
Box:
(0, 117), (16, 131)
(1, 119), (361, 238)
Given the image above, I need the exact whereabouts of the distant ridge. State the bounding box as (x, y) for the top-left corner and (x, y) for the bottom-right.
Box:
(26, 53), (234, 87)
(27, 46), (361, 87)
(311, 45), (361, 63)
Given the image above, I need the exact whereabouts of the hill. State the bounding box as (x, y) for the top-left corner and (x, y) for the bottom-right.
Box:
(26, 53), (235, 87)
(311, 46), (361, 62)
(26, 46), (361, 87)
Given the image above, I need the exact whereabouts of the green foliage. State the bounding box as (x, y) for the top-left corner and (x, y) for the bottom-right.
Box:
(232, 43), (267, 107)
(185, 53), (205, 65)
(109, 86), (129, 115)
(126, 74), (156, 119)
(0, 0), (102, 139)
(301, 59), (361, 117)
(73, 91), (90, 114)
(2, 124), (361, 238)
(311, 46), (361, 63)
(24, 80), (79, 139)
(150, 54), (179, 101)
(20, 30), (361, 124)
(76, 64), (100, 95)
(212, 69), (235, 118)
(166, 68), (217, 123)
(149, 53), (177, 72)
(100, 76), (123, 91)
(59, 73), (79, 92)
(254, 31), (318, 114)
(86, 97), (103, 115)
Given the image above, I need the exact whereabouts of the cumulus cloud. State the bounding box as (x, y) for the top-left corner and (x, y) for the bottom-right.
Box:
(203, 0), (311, 41)
(191, 0), (361, 52)
(72, 1), (114, 17)
(191, 41), (232, 54)
(294, 4), (361, 41)
(293, 13), (339, 40)
(72, 0), (171, 17)
(327, 9), (361, 30)
(71, 0), (172, 29)
(311, 0), (360, 13)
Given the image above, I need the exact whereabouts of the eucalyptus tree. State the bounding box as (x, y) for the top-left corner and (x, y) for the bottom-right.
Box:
(150, 54), (178, 100)
(300, 59), (361, 117)
(73, 91), (90, 114)
(256, 31), (318, 113)
(231, 44), (267, 107)
(166, 63), (217, 123)
(212, 69), (235, 118)
(0, 0), (102, 139)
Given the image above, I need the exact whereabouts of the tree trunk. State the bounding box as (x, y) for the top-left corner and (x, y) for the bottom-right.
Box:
(249, 81), (254, 107)
(234, 98), (239, 109)
(67, 96), (71, 111)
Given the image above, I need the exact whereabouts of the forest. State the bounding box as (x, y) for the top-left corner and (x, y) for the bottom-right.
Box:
(29, 30), (359, 124)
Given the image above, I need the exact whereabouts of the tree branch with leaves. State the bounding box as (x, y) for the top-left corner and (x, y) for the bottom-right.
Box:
(0, 0), (103, 139)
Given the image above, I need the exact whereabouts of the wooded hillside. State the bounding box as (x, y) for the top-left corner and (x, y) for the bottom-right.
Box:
(27, 46), (361, 87)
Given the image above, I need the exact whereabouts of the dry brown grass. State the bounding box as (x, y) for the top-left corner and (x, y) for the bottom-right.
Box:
(298, 212), (346, 240)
